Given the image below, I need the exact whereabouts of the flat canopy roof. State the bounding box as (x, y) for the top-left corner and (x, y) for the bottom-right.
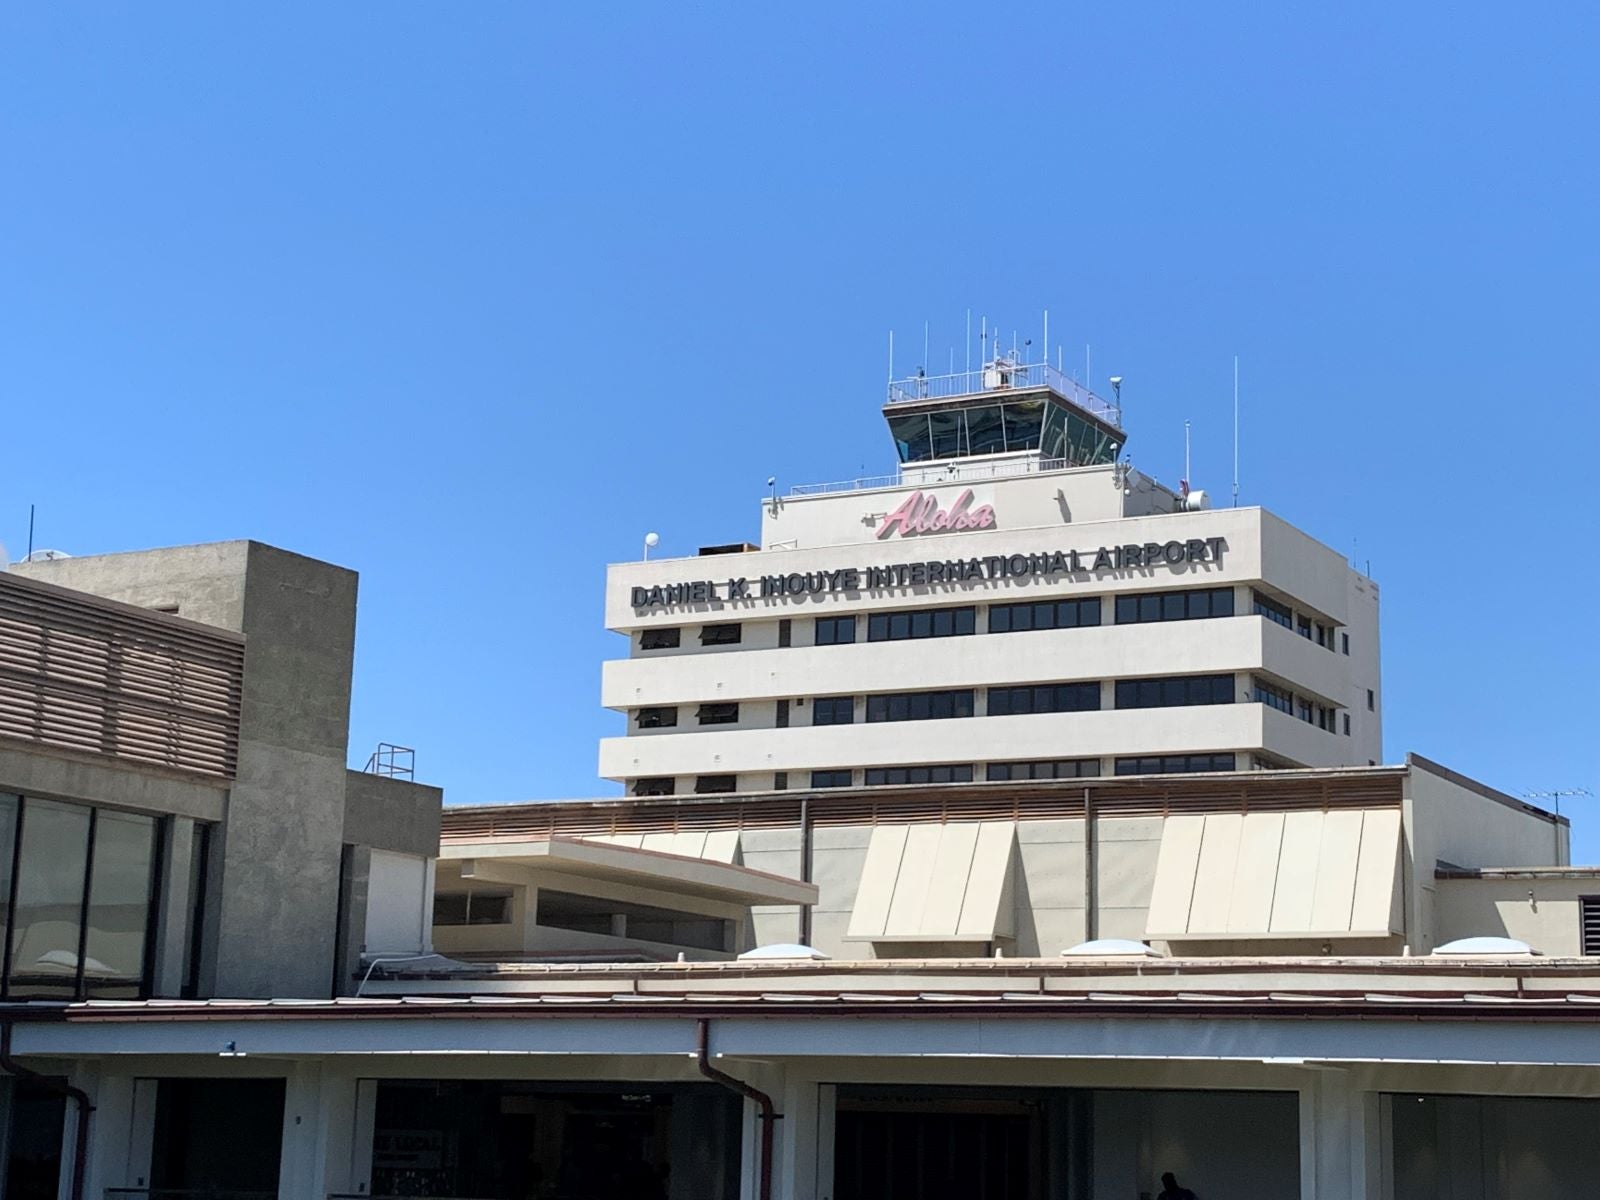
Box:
(441, 835), (818, 908)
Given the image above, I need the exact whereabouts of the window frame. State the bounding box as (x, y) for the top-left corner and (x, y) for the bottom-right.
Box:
(639, 627), (681, 651)
(814, 615), (857, 646)
(811, 696), (856, 726)
(1113, 587), (1234, 625)
(696, 702), (740, 726)
(988, 596), (1102, 634)
(866, 606), (976, 642)
(635, 706), (678, 729)
(699, 623), (742, 646)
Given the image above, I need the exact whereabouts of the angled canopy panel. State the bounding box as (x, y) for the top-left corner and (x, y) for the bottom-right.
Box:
(848, 822), (1016, 943)
(1147, 809), (1402, 941)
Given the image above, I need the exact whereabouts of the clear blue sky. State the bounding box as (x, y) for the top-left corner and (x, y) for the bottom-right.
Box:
(3, 7), (1596, 850)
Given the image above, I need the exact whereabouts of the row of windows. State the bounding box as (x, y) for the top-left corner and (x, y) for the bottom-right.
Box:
(1114, 753), (1238, 776)
(1115, 587), (1234, 625)
(988, 597), (1101, 633)
(986, 682), (1101, 716)
(636, 674), (1246, 730)
(865, 689), (974, 722)
(631, 750), (1248, 795)
(1114, 675), (1235, 710)
(637, 588), (1348, 651)
(1253, 676), (1349, 736)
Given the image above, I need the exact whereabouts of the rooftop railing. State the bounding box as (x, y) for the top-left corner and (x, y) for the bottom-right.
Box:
(886, 360), (1122, 428)
(788, 455), (1078, 496)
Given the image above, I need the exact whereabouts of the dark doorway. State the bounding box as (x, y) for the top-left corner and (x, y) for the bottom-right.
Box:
(834, 1091), (1043, 1200)
(370, 1080), (740, 1199)
(150, 1077), (285, 1197)
(3, 1079), (66, 1200)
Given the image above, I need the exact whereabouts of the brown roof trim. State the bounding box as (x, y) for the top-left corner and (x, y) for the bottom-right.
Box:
(1406, 752), (1567, 827)
(443, 767), (1407, 842)
(13, 994), (1600, 1026)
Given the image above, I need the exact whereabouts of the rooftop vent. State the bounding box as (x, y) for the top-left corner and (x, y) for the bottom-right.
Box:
(1431, 936), (1538, 957)
(737, 943), (831, 961)
(1062, 938), (1165, 958)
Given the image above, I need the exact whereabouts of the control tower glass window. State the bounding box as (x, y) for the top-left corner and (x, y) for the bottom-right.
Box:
(1002, 399), (1045, 450)
(888, 399), (1121, 467)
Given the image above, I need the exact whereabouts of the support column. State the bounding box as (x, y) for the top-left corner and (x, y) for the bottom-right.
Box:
(1298, 1069), (1381, 1200)
(776, 1071), (821, 1200)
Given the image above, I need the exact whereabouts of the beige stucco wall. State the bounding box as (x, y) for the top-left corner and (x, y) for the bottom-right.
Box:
(1404, 758), (1569, 953)
(1434, 876), (1596, 956)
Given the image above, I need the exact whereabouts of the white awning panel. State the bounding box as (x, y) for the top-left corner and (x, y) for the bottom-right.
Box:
(847, 821), (1016, 943)
(1147, 809), (1401, 940)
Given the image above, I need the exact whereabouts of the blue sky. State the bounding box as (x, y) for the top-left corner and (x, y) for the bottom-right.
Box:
(3, 7), (1596, 851)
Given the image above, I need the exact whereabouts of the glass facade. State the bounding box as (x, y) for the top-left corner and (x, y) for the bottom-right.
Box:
(0, 794), (161, 999)
(888, 399), (1122, 466)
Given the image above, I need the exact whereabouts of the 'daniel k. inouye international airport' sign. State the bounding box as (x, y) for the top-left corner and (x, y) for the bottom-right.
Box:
(629, 486), (1227, 610)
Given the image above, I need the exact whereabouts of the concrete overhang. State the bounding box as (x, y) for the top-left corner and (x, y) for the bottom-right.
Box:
(441, 836), (818, 907)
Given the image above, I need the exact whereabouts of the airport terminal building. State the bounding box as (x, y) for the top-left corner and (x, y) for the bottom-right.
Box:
(602, 360), (1381, 796)
(1, 361), (1598, 1200)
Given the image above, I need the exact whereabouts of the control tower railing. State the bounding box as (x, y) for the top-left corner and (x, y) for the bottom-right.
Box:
(886, 360), (1122, 429)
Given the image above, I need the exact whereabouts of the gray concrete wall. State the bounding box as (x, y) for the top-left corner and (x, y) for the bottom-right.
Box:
(343, 771), (442, 857)
(0, 743), (226, 822)
(17, 540), (360, 998)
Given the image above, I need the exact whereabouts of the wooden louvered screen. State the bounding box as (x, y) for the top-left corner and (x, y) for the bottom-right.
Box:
(1582, 896), (1600, 957)
(0, 572), (244, 780)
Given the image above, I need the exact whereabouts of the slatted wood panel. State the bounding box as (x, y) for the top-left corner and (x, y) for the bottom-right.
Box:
(442, 773), (1405, 843)
(0, 572), (244, 780)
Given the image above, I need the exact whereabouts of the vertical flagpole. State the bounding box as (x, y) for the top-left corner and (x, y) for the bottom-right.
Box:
(1232, 356), (1240, 507)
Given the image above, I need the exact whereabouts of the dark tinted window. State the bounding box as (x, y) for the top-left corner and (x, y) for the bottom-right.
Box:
(1252, 678), (1294, 714)
(810, 770), (853, 789)
(815, 615), (857, 645)
(433, 888), (513, 926)
(1115, 588), (1234, 624)
(696, 703), (740, 725)
(1113, 753), (1237, 776)
(812, 697), (855, 726)
(636, 706), (678, 728)
(639, 628), (681, 651)
(700, 623), (742, 645)
(985, 759), (1101, 781)
(988, 597), (1101, 633)
(867, 607), (975, 641)
(1114, 675), (1235, 709)
(987, 683), (1101, 716)
(1252, 590), (1293, 629)
(865, 690), (975, 722)
(694, 775), (738, 794)
(863, 765), (974, 786)
(631, 777), (675, 797)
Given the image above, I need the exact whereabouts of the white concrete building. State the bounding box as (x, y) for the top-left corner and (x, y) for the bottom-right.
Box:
(603, 360), (1381, 796)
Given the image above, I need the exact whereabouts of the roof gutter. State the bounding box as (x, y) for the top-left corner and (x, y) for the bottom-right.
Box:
(1, 1021), (92, 1200)
(696, 1017), (778, 1200)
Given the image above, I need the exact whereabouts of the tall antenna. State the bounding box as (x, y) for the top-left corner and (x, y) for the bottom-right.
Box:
(1232, 355), (1240, 508)
(1522, 787), (1592, 818)
(1042, 310), (1049, 373)
(27, 504), (35, 561)
(1184, 420), (1192, 490)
